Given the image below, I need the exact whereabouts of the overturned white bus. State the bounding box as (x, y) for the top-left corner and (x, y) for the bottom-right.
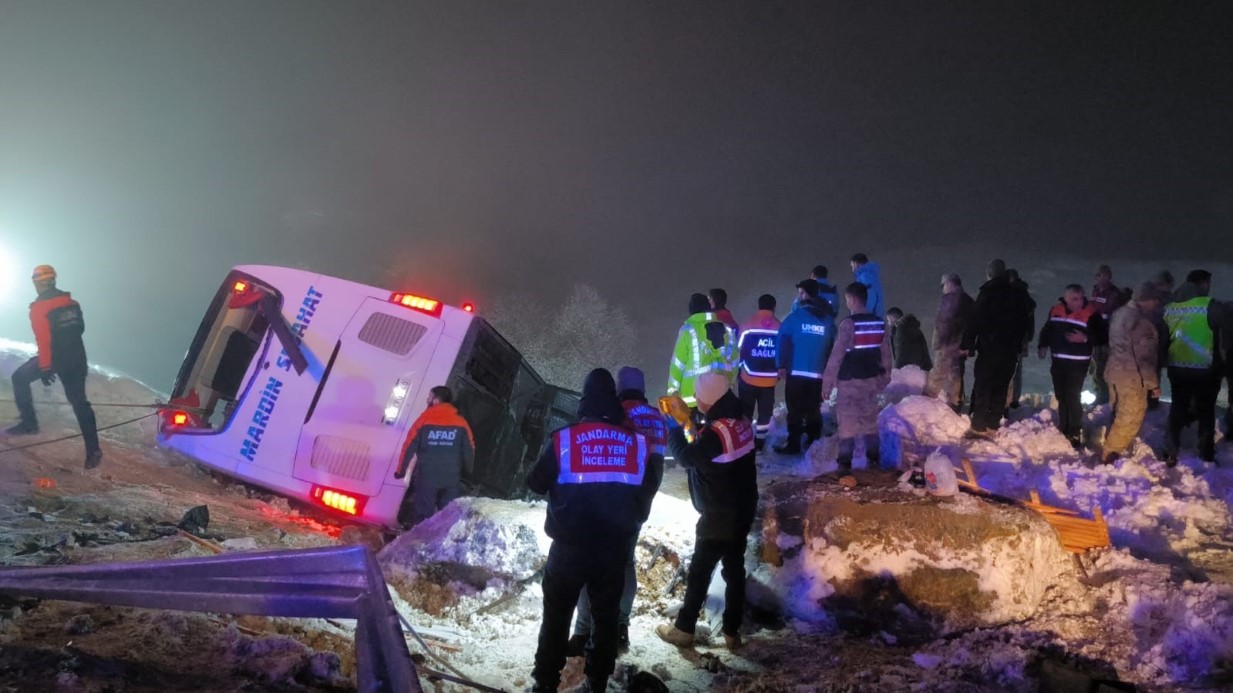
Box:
(156, 265), (578, 529)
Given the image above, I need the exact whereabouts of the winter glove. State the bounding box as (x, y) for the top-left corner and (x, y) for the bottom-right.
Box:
(40, 371), (56, 387)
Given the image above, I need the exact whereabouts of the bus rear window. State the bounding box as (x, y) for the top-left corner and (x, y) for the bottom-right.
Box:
(170, 276), (275, 430)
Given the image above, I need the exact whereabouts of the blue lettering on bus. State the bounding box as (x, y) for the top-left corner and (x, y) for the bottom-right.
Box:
(276, 286), (324, 371)
(239, 376), (284, 462)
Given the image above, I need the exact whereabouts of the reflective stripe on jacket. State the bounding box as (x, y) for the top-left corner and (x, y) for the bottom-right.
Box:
(1164, 297), (1215, 369)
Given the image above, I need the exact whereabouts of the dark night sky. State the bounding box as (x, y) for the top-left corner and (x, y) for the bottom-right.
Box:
(2, 1), (1231, 391)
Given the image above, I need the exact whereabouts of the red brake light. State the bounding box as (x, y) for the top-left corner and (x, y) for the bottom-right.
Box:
(233, 280), (248, 293)
(389, 292), (443, 317)
(172, 411), (189, 426)
(462, 302), (475, 313)
(311, 485), (366, 516)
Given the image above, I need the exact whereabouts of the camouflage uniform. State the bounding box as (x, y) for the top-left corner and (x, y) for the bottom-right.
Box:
(1102, 301), (1159, 457)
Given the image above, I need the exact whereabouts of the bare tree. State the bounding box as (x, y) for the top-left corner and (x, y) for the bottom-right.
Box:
(487, 284), (637, 390)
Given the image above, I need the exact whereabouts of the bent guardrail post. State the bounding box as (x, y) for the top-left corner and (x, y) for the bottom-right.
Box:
(0, 544), (420, 693)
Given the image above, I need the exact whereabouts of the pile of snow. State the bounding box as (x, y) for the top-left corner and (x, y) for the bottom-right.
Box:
(878, 395), (971, 468)
(883, 365), (928, 404)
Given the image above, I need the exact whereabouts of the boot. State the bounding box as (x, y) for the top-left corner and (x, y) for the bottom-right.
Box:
(84, 449), (103, 470)
(617, 624), (630, 654)
(723, 632), (743, 651)
(4, 422), (38, 436)
(655, 623), (694, 647)
(1101, 451), (1119, 466)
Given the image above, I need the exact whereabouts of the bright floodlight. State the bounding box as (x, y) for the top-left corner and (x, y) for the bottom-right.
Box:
(1081, 390), (1097, 406)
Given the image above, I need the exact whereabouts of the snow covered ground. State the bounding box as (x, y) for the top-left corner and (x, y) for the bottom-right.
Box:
(1, 338), (1231, 691)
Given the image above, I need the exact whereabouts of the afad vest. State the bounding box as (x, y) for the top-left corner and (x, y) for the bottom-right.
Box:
(838, 313), (887, 381)
(738, 328), (779, 383)
(555, 422), (648, 486)
(1164, 297), (1215, 369)
(622, 401), (669, 456)
(707, 418), (755, 463)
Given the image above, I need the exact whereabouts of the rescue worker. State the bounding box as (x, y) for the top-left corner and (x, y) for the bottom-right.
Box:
(791, 265), (840, 314)
(1162, 270), (1228, 465)
(1148, 270), (1176, 410)
(886, 307), (932, 371)
(822, 282), (892, 470)
(656, 373), (758, 651)
(528, 369), (659, 693)
(667, 294), (736, 411)
(1037, 285), (1107, 450)
(568, 367), (666, 656)
(850, 253), (885, 317)
(773, 280), (836, 454)
(709, 288), (740, 333)
(960, 259), (1035, 438)
(394, 386), (475, 525)
(1090, 265), (1125, 405)
(1004, 269), (1036, 411)
(6, 265), (101, 469)
(925, 273), (974, 412)
(1101, 283), (1162, 465)
(737, 294), (781, 451)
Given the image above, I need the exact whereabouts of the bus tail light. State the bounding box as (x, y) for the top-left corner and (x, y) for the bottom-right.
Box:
(462, 302), (475, 313)
(311, 485), (366, 516)
(390, 293), (443, 317)
(383, 380), (411, 425)
(160, 409), (199, 433)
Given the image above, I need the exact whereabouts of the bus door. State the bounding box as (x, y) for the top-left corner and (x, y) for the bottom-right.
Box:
(291, 297), (445, 497)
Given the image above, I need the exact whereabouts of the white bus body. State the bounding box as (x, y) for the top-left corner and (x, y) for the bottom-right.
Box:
(156, 265), (577, 529)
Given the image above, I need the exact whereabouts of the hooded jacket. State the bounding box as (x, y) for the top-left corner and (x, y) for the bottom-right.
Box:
(30, 288), (87, 372)
(527, 370), (661, 546)
(853, 262), (885, 317)
(667, 390), (758, 541)
(777, 298), (836, 380)
(667, 296), (737, 405)
(891, 314), (933, 370)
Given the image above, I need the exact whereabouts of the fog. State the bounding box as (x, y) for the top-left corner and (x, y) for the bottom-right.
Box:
(2, 2), (1230, 392)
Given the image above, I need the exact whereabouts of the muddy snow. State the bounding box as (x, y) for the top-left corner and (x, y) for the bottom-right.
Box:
(2, 340), (1232, 691)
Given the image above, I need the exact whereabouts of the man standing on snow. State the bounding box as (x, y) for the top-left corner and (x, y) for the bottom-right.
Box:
(886, 307), (932, 371)
(6, 265), (101, 470)
(394, 386), (475, 525)
(774, 280), (836, 454)
(567, 367), (665, 656)
(1004, 269), (1036, 411)
(528, 369), (658, 693)
(656, 373), (758, 651)
(925, 273), (974, 412)
(850, 253), (885, 317)
(1101, 283), (1162, 465)
(1037, 284), (1107, 450)
(1162, 270), (1227, 465)
(791, 265), (840, 315)
(960, 259), (1035, 439)
(738, 294), (782, 452)
(667, 294), (736, 412)
(822, 282), (893, 470)
(1090, 265), (1125, 406)
(709, 288), (740, 333)
(1148, 270), (1176, 410)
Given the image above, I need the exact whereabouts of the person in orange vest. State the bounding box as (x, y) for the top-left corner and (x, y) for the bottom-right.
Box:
(394, 386), (475, 525)
(1037, 285), (1107, 449)
(567, 366), (665, 656)
(527, 369), (659, 693)
(6, 265), (101, 469)
(737, 294), (781, 451)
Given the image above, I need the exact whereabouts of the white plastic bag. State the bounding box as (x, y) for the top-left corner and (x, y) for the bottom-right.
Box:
(923, 448), (958, 497)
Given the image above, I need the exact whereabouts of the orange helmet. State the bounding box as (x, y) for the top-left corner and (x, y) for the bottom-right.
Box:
(31, 265), (57, 283)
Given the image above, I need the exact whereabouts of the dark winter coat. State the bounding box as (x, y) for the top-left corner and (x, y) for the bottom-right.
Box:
(667, 391), (759, 541)
(891, 315), (933, 370)
(961, 275), (1035, 355)
(527, 371), (661, 547)
(29, 288), (88, 372)
(1037, 299), (1108, 362)
(777, 299), (836, 379)
(932, 290), (975, 354)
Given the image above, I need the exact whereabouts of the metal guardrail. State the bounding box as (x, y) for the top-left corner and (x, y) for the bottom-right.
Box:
(0, 545), (420, 692)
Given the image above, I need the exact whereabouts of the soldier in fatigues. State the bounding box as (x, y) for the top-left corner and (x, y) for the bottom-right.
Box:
(528, 369), (659, 693)
(925, 273), (974, 412)
(1101, 283), (1162, 465)
(394, 386), (475, 525)
(822, 282), (893, 470)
